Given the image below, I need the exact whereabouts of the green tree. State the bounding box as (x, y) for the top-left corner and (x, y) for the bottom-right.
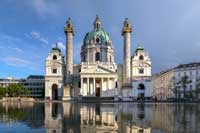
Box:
(0, 86), (6, 98)
(7, 84), (23, 97)
(23, 88), (31, 97)
(168, 78), (178, 99)
(177, 76), (192, 99)
(195, 82), (200, 99)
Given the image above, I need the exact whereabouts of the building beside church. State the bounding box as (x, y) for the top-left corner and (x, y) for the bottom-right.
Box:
(0, 75), (45, 98)
(152, 62), (200, 100)
(45, 16), (152, 101)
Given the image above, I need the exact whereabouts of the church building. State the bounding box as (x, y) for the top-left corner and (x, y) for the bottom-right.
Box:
(45, 16), (152, 101)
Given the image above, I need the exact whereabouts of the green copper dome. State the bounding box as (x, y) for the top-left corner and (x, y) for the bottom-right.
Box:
(135, 44), (144, 52)
(84, 28), (110, 43)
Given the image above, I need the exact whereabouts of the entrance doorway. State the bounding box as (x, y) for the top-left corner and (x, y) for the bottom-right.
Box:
(138, 84), (145, 100)
(95, 80), (100, 97)
(52, 84), (58, 100)
(96, 87), (100, 97)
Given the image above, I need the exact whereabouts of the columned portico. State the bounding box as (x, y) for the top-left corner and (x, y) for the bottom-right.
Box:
(80, 76), (117, 97)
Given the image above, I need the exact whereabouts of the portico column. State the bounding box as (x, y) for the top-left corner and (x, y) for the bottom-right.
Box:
(81, 78), (83, 96)
(93, 78), (95, 96)
(107, 78), (109, 96)
(101, 78), (103, 97)
(87, 78), (89, 95)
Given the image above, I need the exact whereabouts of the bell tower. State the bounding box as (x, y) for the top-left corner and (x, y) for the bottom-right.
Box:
(122, 18), (132, 89)
(64, 17), (74, 83)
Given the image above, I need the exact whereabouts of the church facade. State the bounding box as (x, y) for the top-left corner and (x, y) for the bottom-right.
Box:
(45, 16), (152, 101)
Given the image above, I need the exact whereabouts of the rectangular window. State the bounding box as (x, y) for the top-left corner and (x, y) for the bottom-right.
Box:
(52, 68), (57, 74)
(178, 72), (181, 77)
(184, 72), (187, 76)
(190, 71), (192, 76)
(190, 85), (192, 90)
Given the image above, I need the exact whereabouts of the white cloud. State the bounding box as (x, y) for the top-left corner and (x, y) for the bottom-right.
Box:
(40, 38), (48, 44)
(29, 1), (63, 18)
(1, 57), (31, 67)
(57, 42), (65, 50)
(30, 31), (40, 38)
(51, 42), (65, 50)
(30, 31), (48, 45)
(13, 47), (23, 53)
(0, 45), (23, 53)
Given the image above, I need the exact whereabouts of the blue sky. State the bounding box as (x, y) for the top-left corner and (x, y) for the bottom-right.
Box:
(0, 0), (200, 78)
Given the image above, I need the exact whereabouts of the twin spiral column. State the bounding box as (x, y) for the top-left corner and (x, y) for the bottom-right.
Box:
(64, 18), (74, 83)
(122, 18), (132, 88)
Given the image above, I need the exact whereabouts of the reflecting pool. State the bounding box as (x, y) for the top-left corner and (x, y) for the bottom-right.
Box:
(0, 102), (199, 132)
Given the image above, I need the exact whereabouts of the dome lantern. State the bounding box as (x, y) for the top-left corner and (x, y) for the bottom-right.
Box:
(93, 15), (101, 30)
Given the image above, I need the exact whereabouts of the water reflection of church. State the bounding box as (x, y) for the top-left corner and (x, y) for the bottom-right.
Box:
(80, 103), (119, 133)
(45, 103), (119, 133)
(44, 102), (152, 133)
(0, 102), (199, 132)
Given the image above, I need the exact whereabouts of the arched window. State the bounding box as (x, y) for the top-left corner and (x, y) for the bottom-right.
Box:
(139, 55), (144, 60)
(97, 24), (99, 29)
(138, 84), (145, 90)
(95, 52), (100, 61)
(110, 56), (112, 62)
(53, 55), (57, 60)
(96, 38), (100, 43)
(116, 82), (118, 88)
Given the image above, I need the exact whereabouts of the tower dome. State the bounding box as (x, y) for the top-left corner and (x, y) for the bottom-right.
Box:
(81, 15), (114, 63)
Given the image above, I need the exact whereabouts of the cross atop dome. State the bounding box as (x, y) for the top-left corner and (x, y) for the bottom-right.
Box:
(52, 43), (61, 53)
(94, 15), (101, 30)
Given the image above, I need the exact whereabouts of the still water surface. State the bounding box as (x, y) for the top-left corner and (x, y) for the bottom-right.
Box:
(0, 102), (199, 133)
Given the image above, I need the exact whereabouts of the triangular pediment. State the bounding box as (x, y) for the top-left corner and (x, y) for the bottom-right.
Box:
(80, 65), (116, 74)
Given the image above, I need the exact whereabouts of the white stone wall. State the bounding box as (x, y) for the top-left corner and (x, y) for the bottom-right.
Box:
(81, 43), (114, 63)
(132, 79), (152, 98)
(131, 49), (151, 78)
